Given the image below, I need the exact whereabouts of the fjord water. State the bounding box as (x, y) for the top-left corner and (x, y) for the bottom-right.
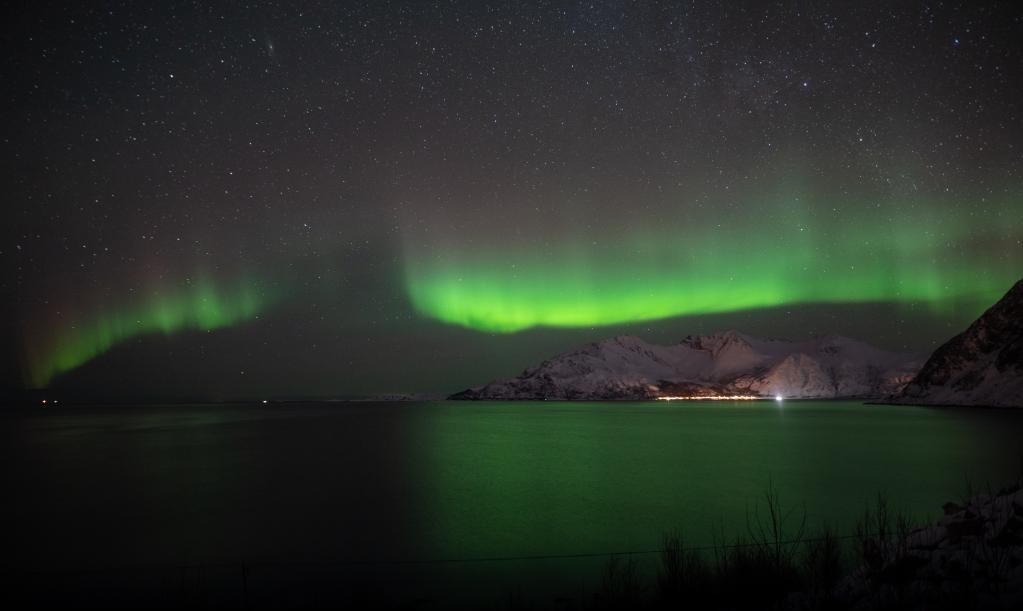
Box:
(3, 400), (1023, 607)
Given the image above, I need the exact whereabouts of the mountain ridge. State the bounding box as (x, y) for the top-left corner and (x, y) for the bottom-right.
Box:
(451, 330), (921, 400)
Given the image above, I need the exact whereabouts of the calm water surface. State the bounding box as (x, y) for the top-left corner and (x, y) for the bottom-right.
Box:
(2, 400), (1022, 606)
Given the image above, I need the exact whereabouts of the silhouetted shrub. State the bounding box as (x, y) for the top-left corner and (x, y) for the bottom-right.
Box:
(655, 531), (711, 608)
(594, 555), (643, 610)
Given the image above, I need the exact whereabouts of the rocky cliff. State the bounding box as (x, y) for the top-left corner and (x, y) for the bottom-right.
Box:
(895, 279), (1023, 408)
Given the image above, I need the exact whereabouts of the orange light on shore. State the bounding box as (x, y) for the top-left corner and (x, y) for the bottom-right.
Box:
(656, 395), (763, 401)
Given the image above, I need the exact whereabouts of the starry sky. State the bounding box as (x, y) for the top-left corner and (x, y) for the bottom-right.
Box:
(2, 1), (1021, 400)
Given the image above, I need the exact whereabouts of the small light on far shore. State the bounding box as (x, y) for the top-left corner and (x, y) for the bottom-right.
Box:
(262, 399), (268, 404)
(775, 394), (784, 402)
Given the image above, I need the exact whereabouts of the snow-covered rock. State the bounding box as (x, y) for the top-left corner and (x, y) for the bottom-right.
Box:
(839, 481), (1023, 609)
(450, 330), (921, 400)
(893, 278), (1023, 408)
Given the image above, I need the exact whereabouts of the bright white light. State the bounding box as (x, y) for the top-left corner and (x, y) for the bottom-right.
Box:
(775, 395), (784, 402)
(262, 399), (268, 404)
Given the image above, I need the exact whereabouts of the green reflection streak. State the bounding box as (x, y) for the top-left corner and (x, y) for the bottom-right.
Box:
(404, 196), (1022, 332)
(28, 274), (274, 387)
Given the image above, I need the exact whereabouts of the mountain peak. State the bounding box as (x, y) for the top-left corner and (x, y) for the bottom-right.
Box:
(679, 329), (752, 352)
(606, 334), (650, 348)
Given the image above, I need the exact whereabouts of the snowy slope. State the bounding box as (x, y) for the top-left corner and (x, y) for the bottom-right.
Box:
(894, 279), (1023, 408)
(451, 330), (921, 400)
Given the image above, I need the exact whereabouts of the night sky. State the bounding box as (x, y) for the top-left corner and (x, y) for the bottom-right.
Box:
(2, 1), (1021, 400)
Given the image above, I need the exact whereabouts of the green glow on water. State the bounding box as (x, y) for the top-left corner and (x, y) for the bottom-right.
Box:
(416, 401), (1023, 560)
(403, 193), (1022, 332)
(27, 274), (275, 387)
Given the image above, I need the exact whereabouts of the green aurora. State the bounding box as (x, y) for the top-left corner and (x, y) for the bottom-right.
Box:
(403, 197), (1023, 333)
(26, 274), (275, 388)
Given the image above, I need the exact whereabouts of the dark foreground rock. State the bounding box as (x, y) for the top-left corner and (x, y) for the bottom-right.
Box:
(837, 483), (1023, 610)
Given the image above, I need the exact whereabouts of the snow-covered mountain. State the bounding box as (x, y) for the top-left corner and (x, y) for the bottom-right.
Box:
(451, 330), (921, 400)
(894, 279), (1023, 408)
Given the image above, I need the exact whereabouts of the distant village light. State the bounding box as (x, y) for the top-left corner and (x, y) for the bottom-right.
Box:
(656, 395), (761, 401)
